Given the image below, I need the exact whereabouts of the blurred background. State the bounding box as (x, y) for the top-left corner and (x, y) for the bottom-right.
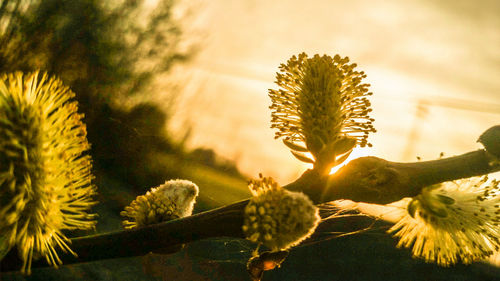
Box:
(1, 0), (499, 280)
(172, 0), (500, 182)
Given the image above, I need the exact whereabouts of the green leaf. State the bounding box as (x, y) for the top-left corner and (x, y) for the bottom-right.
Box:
(333, 137), (357, 155)
(290, 151), (315, 164)
(437, 194), (455, 205)
(334, 150), (353, 166)
(283, 139), (308, 152)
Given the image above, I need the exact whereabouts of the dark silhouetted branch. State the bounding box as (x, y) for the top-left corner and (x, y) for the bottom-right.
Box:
(288, 149), (498, 204)
(2, 126), (499, 273)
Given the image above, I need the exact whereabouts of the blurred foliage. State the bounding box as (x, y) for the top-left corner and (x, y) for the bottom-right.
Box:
(0, 1), (249, 236)
(0, 0), (189, 100)
(0, 0), (192, 196)
(187, 148), (243, 178)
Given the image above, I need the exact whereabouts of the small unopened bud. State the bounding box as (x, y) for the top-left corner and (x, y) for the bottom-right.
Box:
(121, 179), (199, 229)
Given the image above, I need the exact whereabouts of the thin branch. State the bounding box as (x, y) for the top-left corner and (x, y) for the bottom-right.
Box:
(288, 149), (499, 204)
(1, 126), (500, 273)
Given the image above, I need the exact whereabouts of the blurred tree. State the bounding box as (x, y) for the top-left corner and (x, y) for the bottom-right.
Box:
(0, 0), (192, 193)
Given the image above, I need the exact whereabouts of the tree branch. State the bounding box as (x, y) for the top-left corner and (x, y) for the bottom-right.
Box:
(2, 126), (499, 273)
(288, 149), (498, 204)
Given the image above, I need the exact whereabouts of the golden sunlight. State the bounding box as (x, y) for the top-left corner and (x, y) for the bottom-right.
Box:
(172, 0), (500, 185)
(329, 147), (374, 175)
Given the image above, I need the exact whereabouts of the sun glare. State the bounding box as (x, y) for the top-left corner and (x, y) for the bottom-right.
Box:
(329, 147), (374, 175)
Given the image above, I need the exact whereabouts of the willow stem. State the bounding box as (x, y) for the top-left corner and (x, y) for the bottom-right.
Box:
(2, 126), (499, 273)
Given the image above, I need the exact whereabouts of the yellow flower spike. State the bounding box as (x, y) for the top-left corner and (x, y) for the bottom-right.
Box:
(0, 72), (97, 274)
(269, 53), (375, 173)
(121, 179), (199, 229)
(388, 176), (500, 266)
(243, 174), (320, 251)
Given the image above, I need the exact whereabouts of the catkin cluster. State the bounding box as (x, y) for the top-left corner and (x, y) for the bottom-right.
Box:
(269, 53), (375, 172)
(389, 176), (500, 266)
(0, 72), (96, 274)
(121, 179), (199, 229)
(243, 175), (320, 251)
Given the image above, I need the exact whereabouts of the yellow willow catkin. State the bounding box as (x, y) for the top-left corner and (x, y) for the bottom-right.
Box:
(121, 179), (199, 229)
(242, 174), (320, 251)
(389, 176), (500, 266)
(0, 72), (97, 274)
(269, 53), (375, 171)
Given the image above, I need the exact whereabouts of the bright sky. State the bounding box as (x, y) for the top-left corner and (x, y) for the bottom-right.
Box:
(161, 0), (500, 266)
(169, 0), (500, 183)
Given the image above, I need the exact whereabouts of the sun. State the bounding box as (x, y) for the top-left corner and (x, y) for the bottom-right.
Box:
(329, 147), (374, 175)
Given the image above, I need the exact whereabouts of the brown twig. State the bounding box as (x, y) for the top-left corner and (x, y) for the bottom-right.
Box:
(1, 126), (499, 273)
(288, 149), (498, 204)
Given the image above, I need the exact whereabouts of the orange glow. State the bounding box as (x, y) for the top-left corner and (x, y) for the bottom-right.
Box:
(169, 0), (500, 267)
(329, 147), (374, 175)
(171, 0), (500, 185)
